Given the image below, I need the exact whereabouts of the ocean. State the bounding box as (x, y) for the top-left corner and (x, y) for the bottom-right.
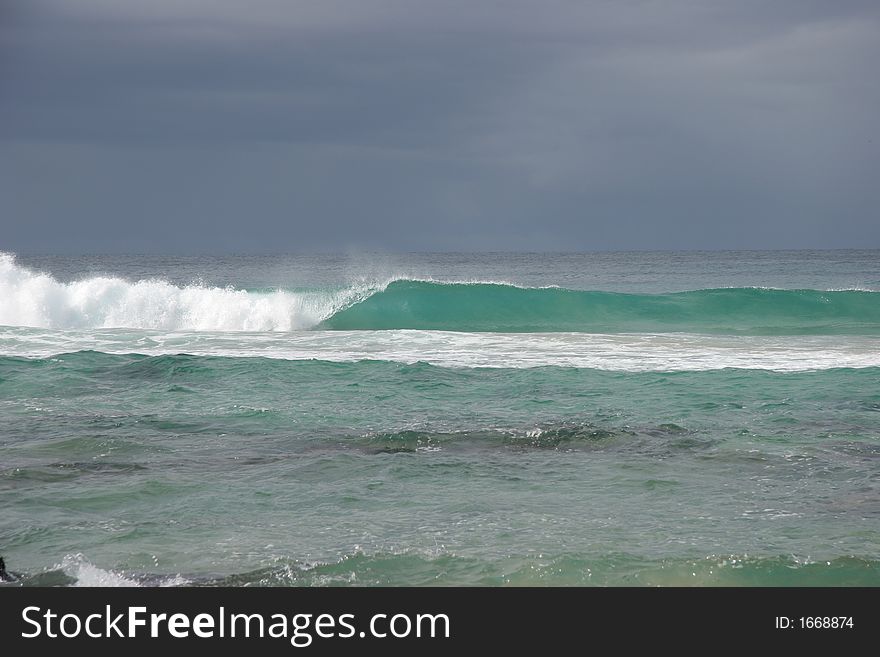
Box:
(1, 250), (878, 586)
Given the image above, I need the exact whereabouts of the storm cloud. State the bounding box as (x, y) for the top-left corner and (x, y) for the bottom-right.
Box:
(1, 0), (878, 252)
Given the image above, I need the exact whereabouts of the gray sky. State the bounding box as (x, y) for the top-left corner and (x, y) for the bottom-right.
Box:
(1, 0), (878, 253)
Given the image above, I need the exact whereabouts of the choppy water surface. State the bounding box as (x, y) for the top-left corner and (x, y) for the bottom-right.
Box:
(1, 250), (878, 586)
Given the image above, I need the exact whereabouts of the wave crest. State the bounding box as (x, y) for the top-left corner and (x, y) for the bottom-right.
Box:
(0, 253), (370, 331)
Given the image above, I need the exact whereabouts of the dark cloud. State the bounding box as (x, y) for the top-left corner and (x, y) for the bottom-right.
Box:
(1, 0), (878, 252)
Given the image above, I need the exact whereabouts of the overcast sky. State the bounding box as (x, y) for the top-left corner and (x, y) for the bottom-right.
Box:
(1, 0), (878, 253)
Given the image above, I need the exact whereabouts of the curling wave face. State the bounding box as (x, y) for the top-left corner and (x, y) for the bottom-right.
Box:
(321, 279), (880, 334)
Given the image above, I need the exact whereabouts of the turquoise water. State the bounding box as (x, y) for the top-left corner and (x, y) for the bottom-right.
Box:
(1, 251), (879, 586)
(322, 282), (880, 334)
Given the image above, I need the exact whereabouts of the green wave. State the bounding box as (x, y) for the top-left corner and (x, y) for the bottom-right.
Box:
(321, 281), (880, 333)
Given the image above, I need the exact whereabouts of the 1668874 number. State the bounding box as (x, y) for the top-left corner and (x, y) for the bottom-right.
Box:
(776, 617), (854, 629)
(800, 617), (853, 629)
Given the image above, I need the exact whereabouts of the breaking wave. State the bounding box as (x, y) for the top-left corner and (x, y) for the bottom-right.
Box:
(2, 253), (878, 334)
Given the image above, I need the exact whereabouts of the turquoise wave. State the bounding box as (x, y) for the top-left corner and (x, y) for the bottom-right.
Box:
(322, 281), (880, 334)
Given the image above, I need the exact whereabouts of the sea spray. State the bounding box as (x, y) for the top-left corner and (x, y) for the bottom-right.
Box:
(0, 253), (373, 331)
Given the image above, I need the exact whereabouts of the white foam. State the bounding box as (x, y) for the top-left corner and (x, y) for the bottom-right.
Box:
(0, 252), (373, 331)
(56, 553), (189, 587)
(58, 553), (141, 587)
(3, 326), (879, 371)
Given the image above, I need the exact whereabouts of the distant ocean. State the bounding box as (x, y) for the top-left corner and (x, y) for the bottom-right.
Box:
(1, 250), (879, 586)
